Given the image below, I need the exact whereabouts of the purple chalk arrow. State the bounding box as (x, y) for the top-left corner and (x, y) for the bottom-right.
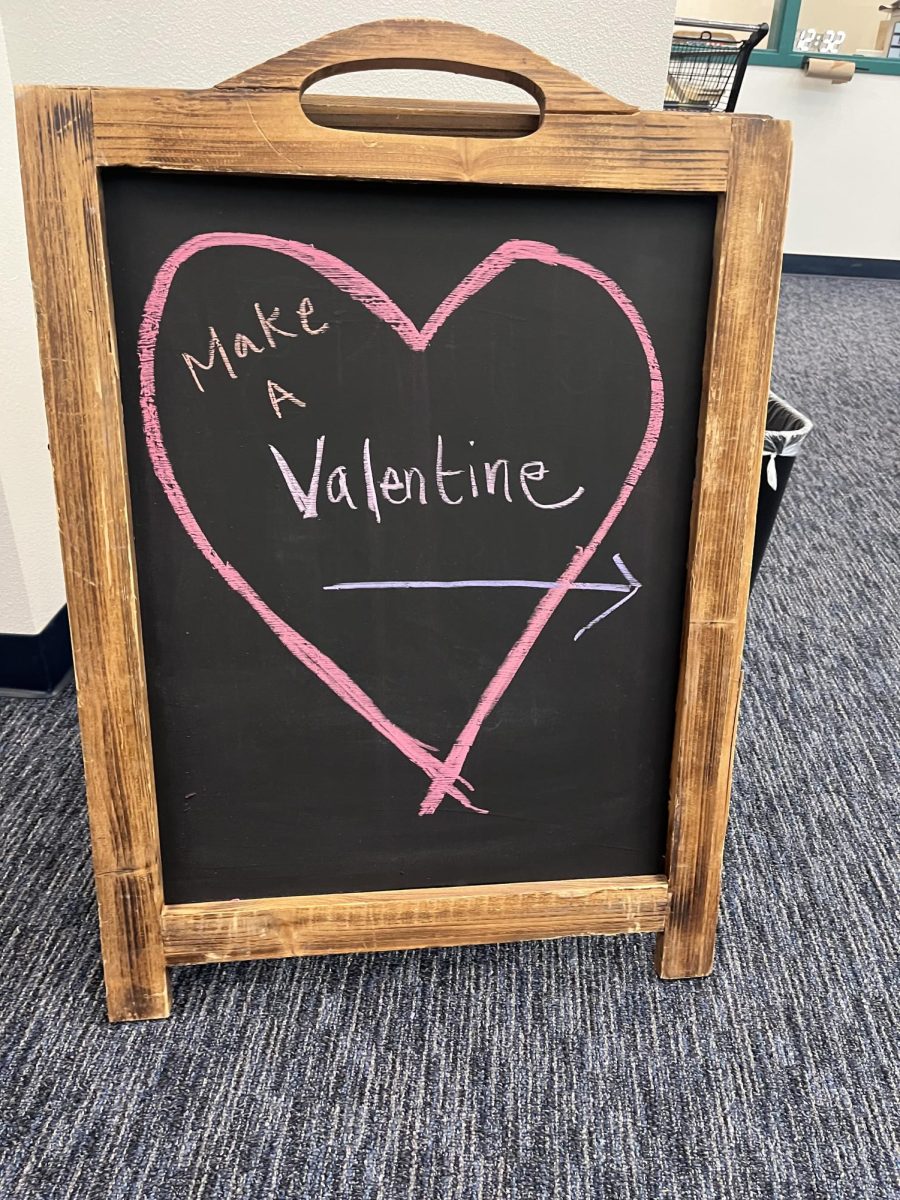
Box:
(323, 553), (641, 643)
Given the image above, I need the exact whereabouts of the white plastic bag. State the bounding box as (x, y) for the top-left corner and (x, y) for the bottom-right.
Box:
(763, 391), (813, 489)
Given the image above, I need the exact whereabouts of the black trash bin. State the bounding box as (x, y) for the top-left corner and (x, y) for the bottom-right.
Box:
(751, 392), (813, 588)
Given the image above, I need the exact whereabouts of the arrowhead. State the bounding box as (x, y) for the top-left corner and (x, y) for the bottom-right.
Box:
(573, 555), (641, 642)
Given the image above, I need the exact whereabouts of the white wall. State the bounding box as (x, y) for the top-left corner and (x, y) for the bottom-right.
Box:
(0, 16), (65, 635)
(673, 5), (900, 258)
(738, 65), (900, 260)
(0, 0), (677, 638)
(2, 0), (676, 106)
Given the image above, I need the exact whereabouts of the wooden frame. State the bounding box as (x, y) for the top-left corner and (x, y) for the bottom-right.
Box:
(15, 20), (790, 1021)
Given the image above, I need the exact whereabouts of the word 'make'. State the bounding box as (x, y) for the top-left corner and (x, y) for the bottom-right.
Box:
(181, 298), (329, 393)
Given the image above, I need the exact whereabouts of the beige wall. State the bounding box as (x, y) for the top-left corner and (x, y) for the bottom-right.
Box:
(3, 0), (676, 106)
(0, 16), (65, 634)
(739, 65), (900, 259)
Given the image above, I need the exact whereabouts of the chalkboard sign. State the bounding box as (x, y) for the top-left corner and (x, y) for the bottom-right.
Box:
(17, 20), (791, 1021)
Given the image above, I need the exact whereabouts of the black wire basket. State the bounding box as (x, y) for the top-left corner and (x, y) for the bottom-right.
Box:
(666, 18), (768, 113)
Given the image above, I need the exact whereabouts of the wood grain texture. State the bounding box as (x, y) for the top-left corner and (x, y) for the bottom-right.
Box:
(299, 93), (542, 136)
(215, 19), (637, 117)
(161, 876), (668, 966)
(656, 117), (792, 980)
(89, 90), (732, 191)
(15, 86), (170, 1022)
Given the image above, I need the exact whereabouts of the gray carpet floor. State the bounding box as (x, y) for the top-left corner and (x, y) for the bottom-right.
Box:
(1, 274), (898, 1199)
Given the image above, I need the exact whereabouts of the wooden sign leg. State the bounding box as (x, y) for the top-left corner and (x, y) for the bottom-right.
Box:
(93, 873), (170, 1022)
(655, 658), (744, 978)
(16, 86), (171, 1021)
(655, 116), (791, 980)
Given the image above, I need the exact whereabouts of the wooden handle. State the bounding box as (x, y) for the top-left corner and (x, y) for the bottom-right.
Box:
(216, 19), (636, 118)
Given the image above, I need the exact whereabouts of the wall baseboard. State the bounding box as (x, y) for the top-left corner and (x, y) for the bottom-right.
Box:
(0, 606), (72, 697)
(783, 254), (900, 280)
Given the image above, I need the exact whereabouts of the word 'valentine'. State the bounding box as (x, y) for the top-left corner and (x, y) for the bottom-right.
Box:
(270, 435), (585, 524)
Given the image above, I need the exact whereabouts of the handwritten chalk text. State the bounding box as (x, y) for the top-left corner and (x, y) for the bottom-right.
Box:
(181, 298), (329, 393)
(271, 435), (584, 523)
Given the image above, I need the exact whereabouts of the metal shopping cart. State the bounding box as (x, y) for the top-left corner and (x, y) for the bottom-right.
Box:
(666, 18), (769, 112)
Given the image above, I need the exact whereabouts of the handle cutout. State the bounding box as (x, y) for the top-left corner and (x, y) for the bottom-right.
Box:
(300, 61), (542, 138)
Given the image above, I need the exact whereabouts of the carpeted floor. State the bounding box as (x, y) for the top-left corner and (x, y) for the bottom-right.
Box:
(1, 274), (898, 1199)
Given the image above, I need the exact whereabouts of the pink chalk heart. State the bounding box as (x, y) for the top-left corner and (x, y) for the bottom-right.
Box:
(139, 236), (663, 816)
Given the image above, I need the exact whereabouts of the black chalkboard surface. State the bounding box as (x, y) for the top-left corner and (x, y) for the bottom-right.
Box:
(103, 170), (715, 905)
